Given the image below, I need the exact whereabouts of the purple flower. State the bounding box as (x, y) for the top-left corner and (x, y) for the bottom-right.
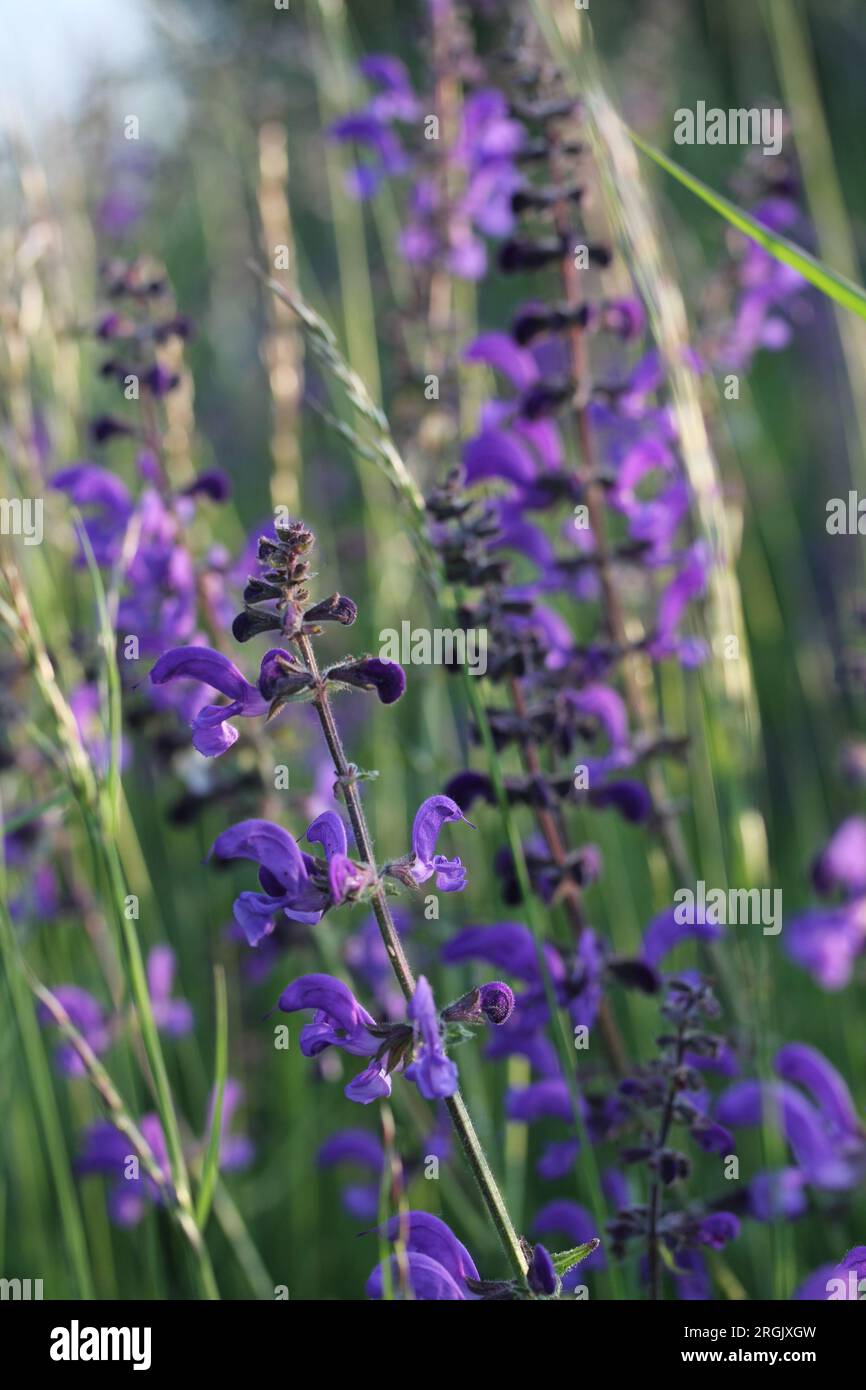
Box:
(408, 795), (472, 891)
(715, 1080), (859, 1190)
(275, 973), (386, 1104)
(404, 976), (459, 1100)
(506, 1080), (575, 1125)
(784, 901), (866, 990)
(795, 1246), (866, 1301)
(441, 981), (516, 1026)
(150, 646), (269, 756)
(52, 464), (133, 567)
(147, 946), (193, 1037)
(76, 1114), (169, 1227)
(442, 921), (565, 983)
(812, 817), (866, 895)
(527, 1243), (558, 1296)
(209, 818), (328, 944)
(327, 656), (406, 704)
(641, 905), (723, 968)
(774, 1043), (861, 1142)
(367, 1251), (466, 1300)
(648, 542), (710, 667)
(695, 1212), (740, 1250)
(746, 1168), (807, 1222)
(367, 1212), (479, 1300)
(38, 985), (113, 1076)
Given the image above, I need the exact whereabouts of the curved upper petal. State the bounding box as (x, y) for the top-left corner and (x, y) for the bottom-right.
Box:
(210, 819), (308, 893)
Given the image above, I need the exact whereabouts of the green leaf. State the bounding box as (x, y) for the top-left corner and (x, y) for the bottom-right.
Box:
(628, 130), (866, 323)
(552, 1239), (601, 1275)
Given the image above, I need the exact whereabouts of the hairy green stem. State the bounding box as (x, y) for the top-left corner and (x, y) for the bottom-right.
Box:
(295, 632), (527, 1279)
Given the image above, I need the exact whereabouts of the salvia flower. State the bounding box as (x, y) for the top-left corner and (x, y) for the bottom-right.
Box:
(209, 817), (345, 944)
(386, 793), (472, 892)
(404, 975), (459, 1100)
(367, 1213), (480, 1301)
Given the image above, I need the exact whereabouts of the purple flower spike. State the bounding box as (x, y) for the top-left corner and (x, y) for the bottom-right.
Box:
(405, 976), (458, 1101)
(150, 646), (268, 756)
(147, 946), (193, 1037)
(409, 794), (472, 892)
(327, 656), (406, 703)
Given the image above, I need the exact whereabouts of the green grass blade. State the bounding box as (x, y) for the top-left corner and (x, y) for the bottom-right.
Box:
(195, 965), (229, 1230)
(628, 129), (866, 322)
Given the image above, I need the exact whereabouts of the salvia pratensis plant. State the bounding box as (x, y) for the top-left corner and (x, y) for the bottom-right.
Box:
(4, 0), (866, 1311)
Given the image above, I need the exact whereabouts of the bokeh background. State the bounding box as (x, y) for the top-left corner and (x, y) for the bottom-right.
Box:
(2, 0), (866, 1300)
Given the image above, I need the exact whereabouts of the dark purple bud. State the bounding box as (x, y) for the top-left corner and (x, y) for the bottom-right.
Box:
(657, 1149), (690, 1185)
(232, 608), (284, 643)
(89, 415), (134, 444)
(304, 593), (358, 627)
(95, 312), (132, 340)
(152, 314), (191, 343)
(243, 576), (283, 603)
(498, 235), (569, 274)
(511, 301), (590, 347)
(527, 1243), (558, 1297)
(257, 648), (313, 702)
(183, 469), (231, 502)
(326, 657), (406, 704)
(519, 380), (574, 420)
(143, 363), (179, 397)
(606, 958), (661, 994)
(442, 770), (495, 813)
(587, 779), (652, 823)
(441, 982), (515, 1027)
(511, 184), (584, 215)
(479, 982), (515, 1025)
